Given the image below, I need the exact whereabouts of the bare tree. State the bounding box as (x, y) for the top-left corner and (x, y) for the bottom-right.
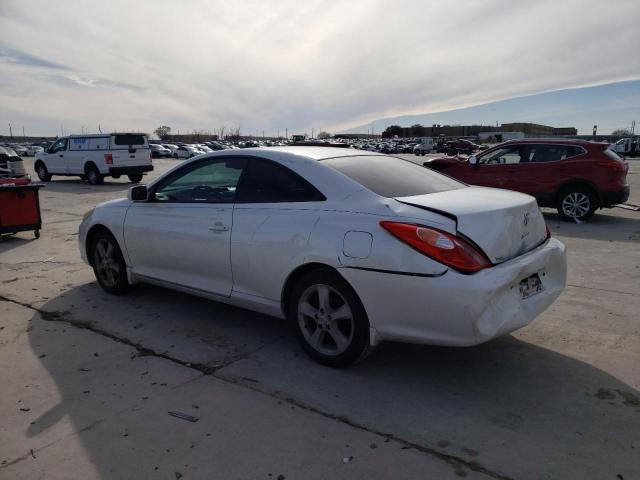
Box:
(229, 125), (241, 141)
(317, 131), (331, 139)
(154, 125), (172, 140)
(611, 129), (631, 136)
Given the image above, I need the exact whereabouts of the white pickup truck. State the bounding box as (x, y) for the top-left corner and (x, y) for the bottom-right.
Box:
(610, 138), (639, 158)
(34, 133), (153, 185)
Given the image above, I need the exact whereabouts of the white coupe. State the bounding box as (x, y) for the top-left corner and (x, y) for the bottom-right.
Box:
(79, 147), (566, 367)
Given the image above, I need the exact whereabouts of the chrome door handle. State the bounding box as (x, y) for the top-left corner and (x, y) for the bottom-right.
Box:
(209, 223), (229, 232)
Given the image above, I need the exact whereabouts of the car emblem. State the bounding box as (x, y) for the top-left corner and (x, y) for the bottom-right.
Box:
(523, 212), (530, 226)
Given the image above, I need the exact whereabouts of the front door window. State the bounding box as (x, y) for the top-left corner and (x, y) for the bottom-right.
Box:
(49, 138), (68, 154)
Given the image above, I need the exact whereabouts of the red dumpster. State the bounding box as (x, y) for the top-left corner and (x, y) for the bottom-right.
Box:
(0, 182), (44, 239)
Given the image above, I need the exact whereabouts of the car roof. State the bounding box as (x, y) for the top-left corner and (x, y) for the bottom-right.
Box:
(502, 138), (600, 145)
(246, 145), (382, 161)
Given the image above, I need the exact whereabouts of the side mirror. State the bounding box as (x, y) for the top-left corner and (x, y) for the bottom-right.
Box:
(128, 185), (148, 201)
(468, 155), (478, 165)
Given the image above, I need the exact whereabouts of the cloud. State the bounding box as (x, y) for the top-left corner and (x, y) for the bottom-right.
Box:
(0, 0), (638, 136)
(0, 47), (69, 70)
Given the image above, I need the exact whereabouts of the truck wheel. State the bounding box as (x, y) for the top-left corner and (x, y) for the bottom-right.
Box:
(86, 165), (104, 185)
(557, 187), (597, 222)
(128, 174), (143, 183)
(35, 162), (51, 182)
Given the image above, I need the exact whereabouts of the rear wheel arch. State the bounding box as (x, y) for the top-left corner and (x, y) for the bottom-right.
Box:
(281, 263), (344, 314)
(555, 180), (601, 206)
(84, 161), (99, 174)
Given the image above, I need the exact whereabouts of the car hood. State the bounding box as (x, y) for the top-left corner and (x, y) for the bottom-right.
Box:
(395, 187), (547, 264)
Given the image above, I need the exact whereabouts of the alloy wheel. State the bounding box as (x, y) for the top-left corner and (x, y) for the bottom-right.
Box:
(94, 238), (121, 288)
(562, 192), (591, 219)
(297, 284), (354, 356)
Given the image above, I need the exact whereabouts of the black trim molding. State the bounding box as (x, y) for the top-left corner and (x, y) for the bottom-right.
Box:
(344, 266), (447, 278)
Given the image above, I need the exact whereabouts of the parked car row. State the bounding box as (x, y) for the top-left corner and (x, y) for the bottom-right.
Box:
(0, 143), (46, 157)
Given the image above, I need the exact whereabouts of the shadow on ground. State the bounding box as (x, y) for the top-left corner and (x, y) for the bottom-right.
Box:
(543, 209), (640, 243)
(25, 281), (640, 479)
(0, 234), (36, 254)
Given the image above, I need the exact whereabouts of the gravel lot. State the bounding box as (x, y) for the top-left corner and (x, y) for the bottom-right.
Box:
(1, 154), (639, 480)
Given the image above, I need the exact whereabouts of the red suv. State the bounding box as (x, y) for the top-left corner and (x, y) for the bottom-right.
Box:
(424, 139), (630, 221)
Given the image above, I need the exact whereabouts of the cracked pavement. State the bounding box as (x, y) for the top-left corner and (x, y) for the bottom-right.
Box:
(1, 157), (639, 479)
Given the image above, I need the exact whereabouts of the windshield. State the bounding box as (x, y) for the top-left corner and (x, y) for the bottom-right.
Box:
(322, 155), (465, 197)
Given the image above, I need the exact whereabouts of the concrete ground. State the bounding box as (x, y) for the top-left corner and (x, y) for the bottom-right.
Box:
(1, 155), (638, 480)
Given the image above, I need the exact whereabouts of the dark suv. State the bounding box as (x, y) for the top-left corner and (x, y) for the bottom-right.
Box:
(424, 139), (630, 221)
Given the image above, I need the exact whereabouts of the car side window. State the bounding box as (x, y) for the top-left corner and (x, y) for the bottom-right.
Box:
(153, 158), (247, 203)
(528, 145), (571, 163)
(235, 158), (326, 203)
(49, 138), (68, 154)
(478, 146), (525, 165)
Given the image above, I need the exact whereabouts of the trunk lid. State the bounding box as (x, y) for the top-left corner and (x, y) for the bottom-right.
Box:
(396, 186), (547, 264)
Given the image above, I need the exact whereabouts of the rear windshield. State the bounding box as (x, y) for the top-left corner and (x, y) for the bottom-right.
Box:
(322, 155), (465, 197)
(113, 134), (147, 146)
(604, 148), (623, 162)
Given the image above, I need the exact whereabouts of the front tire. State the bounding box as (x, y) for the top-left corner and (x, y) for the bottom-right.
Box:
(35, 162), (51, 182)
(288, 269), (372, 367)
(90, 230), (131, 294)
(128, 173), (143, 183)
(557, 187), (597, 222)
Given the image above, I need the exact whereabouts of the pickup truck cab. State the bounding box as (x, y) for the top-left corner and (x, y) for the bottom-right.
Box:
(34, 133), (153, 185)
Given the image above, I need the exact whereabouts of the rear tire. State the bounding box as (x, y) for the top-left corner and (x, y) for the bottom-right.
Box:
(557, 187), (597, 222)
(288, 269), (372, 368)
(86, 165), (104, 185)
(128, 173), (143, 183)
(90, 230), (131, 294)
(35, 162), (51, 182)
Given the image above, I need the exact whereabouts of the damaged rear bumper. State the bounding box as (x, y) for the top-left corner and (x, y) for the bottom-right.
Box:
(339, 238), (567, 347)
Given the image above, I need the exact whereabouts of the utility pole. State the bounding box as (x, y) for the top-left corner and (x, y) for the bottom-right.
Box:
(22, 126), (25, 139)
(285, 128), (288, 140)
(631, 120), (636, 135)
(9, 123), (13, 139)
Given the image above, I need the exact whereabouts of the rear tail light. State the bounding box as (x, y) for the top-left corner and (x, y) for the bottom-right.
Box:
(104, 154), (113, 165)
(596, 161), (621, 172)
(380, 221), (491, 273)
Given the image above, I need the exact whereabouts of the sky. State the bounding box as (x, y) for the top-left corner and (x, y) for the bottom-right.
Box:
(0, 0), (639, 137)
(346, 81), (640, 135)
